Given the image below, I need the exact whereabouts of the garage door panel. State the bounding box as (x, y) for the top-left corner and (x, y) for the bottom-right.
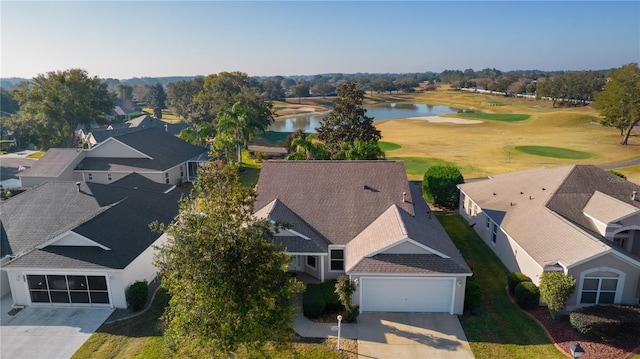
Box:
(361, 277), (453, 312)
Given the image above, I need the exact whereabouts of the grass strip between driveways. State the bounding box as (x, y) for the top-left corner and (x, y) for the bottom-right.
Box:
(437, 213), (566, 359)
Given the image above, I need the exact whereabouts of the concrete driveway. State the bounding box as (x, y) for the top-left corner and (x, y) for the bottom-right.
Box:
(0, 295), (113, 359)
(357, 312), (474, 359)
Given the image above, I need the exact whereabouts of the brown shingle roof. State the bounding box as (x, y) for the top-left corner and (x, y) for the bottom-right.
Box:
(255, 161), (414, 245)
(349, 254), (469, 274)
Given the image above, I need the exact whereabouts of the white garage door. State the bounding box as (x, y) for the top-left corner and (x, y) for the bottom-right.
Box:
(361, 277), (454, 313)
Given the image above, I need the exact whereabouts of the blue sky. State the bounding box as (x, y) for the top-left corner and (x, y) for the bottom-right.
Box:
(2, 1), (638, 79)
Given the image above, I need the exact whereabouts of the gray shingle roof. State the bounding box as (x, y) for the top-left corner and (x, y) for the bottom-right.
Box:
(19, 148), (82, 177)
(1, 173), (181, 269)
(79, 127), (207, 172)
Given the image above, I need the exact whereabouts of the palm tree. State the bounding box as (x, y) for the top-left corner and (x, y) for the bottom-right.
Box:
(286, 134), (327, 160)
(334, 139), (385, 160)
(217, 102), (255, 168)
(178, 122), (215, 147)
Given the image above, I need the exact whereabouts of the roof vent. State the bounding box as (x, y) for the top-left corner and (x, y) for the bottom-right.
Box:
(364, 185), (370, 190)
(402, 191), (407, 202)
(76, 182), (81, 192)
(633, 190), (637, 201)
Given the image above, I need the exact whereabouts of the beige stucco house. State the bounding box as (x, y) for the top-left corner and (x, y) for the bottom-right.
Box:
(458, 165), (640, 310)
(254, 161), (472, 314)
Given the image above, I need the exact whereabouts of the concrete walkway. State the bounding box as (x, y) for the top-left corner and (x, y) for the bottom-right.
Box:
(292, 312), (474, 359)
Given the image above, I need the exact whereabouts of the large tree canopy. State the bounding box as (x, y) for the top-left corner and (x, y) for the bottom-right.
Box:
(316, 81), (381, 157)
(593, 63), (640, 145)
(166, 77), (204, 123)
(188, 71), (273, 129)
(155, 162), (304, 357)
(11, 68), (114, 149)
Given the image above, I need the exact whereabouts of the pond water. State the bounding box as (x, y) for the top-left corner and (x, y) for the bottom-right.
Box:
(268, 103), (459, 133)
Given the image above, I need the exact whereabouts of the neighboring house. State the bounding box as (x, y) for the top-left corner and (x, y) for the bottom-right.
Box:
(19, 127), (208, 187)
(254, 161), (471, 314)
(0, 173), (184, 308)
(106, 99), (138, 122)
(458, 165), (640, 310)
(82, 115), (189, 147)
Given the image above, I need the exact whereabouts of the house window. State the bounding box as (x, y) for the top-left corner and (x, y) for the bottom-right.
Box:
(330, 249), (344, 271)
(180, 166), (184, 177)
(306, 256), (316, 269)
(87, 173), (93, 181)
(580, 271), (619, 305)
(492, 223), (498, 244)
(461, 193), (466, 210)
(486, 217), (491, 229)
(107, 173), (112, 181)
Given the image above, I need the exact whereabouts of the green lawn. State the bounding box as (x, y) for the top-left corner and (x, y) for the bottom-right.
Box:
(455, 113), (530, 122)
(379, 141), (401, 152)
(26, 151), (45, 159)
(514, 145), (593, 159)
(437, 213), (566, 359)
(388, 156), (456, 178)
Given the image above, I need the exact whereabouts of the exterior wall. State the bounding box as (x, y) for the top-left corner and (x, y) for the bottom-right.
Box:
(0, 256), (11, 297)
(349, 273), (467, 314)
(567, 253), (640, 309)
(78, 171), (132, 184)
(459, 190), (544, 285)
(88, 140), (148, 158)
(302, 255), (322, 279)
(323, 246), (346, 281)
(121, 234), (168, 296)
(165, 164), (186, 186)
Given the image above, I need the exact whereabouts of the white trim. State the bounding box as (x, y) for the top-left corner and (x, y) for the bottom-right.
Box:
(611, 225), (640, 237)
(164, 185), (177, 194)
(285, 252), (327, 256)
(567, 249), (640, 271)
(366, 237), (450, 259)
(36, 231), (111, 251)
(576, 267), (625, 305)
(328, 245), (346, 272)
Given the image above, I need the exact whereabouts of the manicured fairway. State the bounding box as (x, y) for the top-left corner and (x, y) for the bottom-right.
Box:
(379, 141), (401, 152)
(455, 113), (530, 122)
(515, 145), (593, 159)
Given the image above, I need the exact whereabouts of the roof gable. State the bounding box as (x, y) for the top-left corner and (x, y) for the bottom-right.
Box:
(37, 231), (111, 251)
(255, 161), (414, 245)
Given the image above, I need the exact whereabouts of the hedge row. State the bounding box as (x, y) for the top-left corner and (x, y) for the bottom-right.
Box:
(570, 305), (640, 338)
(515, 281), (539, 309)
(507, 272), (532, 295)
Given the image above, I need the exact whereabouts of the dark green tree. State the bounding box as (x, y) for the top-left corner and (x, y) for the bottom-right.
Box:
(310, 81), (334, 98)
(260, 77), (285, 100)
(290, 81), (310, 104)
(11, 69), (114, 149)
(286, 134), (327, 160)
(316, 81), (381, 157)
(593, 63), (640, 145)
(217, 102), (256, 167)
(115, 83), (133, 101)
(154, 162), (304, 357)
(188, 72), (273, 129)
(166, 77), (204, 122)
(145, 83), (166, 115)
(1, 88), (20, 114)
(422, 165), (464, 209)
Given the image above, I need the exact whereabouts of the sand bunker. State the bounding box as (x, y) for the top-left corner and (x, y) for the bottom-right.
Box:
(408, 115), (482, 124)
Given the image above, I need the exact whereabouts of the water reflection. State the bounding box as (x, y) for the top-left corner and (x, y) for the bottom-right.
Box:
(269, 103), (458, 133)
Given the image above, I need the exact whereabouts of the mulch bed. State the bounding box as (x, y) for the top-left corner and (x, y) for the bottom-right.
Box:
(524, 303), (640, 359)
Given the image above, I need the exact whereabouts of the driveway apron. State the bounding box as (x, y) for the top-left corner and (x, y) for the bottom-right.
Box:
(357, 312), (474, 359)
(1, 295), (113, 359)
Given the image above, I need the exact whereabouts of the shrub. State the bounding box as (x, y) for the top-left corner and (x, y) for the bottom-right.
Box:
(539, 272), (576, 320)
(335, 275), (358, 321)
(514, 282), (540, 310)
(607, 170), (627, 179)
(422, 165), (464, 209)
(345, 305), (359, 322)
(302, 284), (326, 318)
(507, 272), (532, 295)
(464, 278), (482, 312)
(321, 279), (340, 310)
(126, 280), (148, 311)
(570, 306), (640, 338)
